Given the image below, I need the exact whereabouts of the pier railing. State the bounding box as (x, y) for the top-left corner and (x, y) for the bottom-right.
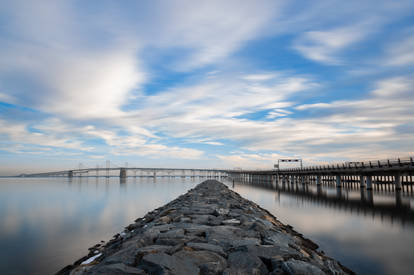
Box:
(228, 156), (414, 191)
(280, 157), (414, 172)
(227, 157), (414, 174)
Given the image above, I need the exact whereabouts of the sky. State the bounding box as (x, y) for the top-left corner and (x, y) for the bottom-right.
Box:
(0, 0), (414, 175)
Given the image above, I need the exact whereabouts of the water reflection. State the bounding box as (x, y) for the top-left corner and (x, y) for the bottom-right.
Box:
(1, 177), (414, 275)
(0, 177), (204, 275)
(231, 180), (414, 275)
(238, 177), (414, 226)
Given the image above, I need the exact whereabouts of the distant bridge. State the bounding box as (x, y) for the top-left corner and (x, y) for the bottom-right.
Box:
(19, 157), (414, 191)
(19, 167), (228, 179)
(228, 157), (414, 191)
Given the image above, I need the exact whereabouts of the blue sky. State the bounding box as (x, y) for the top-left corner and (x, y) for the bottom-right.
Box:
(1, 0), (414, 175)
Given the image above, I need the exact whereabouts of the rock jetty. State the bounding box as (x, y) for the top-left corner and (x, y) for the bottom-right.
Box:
(58, 180), (353, 275)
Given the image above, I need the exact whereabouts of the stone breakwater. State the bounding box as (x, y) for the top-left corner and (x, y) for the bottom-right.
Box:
(58, 180), (353, 275)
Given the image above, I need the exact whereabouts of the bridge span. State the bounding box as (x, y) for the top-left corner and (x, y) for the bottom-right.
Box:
(19, 167), (228, 179)
(19, 157), (414, 192)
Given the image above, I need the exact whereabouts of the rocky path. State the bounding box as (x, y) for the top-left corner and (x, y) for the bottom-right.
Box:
(58, 180), (353, 275)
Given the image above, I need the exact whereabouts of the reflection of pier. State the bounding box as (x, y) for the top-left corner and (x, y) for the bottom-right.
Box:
(229, 157), (414, 193)
(236, 178), (414, 225)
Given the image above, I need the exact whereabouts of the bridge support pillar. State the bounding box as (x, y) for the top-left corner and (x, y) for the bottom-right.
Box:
(336, 175), (341, 188)
(360, 188), (366, 202)
(68, 170), (73, 178)
(360, 175), (365, 188)
(317, 184), (322, 195)
(396, 190), (402, 207)
(366, 176), (372, 190)
(316, 175), (321, 185)
(367, 189), (373, 205)
(336, 186), (342, 198)
(395, 174), (401, 190)
(120, 168), (127, 179)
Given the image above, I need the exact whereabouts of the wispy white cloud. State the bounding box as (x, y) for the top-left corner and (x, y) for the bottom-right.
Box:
(0, 0), (282, 121)
(84, 126), (203, 159)
(4, 70), (413, 167)
(217, 153), (285, 169)
(266, 109), (292, 119)
(0, 45), (145, 119)
(122, 71), (316, 140)
(0, 0), (146, 119)
(384, 30), (414, 66)
(145, 0), (280, 70)
(0, 117), (203, 161)
(0, 92), (16, 104)
(184, 138), (224, 146)
(290, 76), (414, 157)
(110, 144), (203, 160)
(0, 119), (93, 152)
(293, 24), (370, 65)
(288, 1), (414, 65)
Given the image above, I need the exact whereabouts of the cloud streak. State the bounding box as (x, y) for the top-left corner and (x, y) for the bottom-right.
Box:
(293, 24), (369, 65)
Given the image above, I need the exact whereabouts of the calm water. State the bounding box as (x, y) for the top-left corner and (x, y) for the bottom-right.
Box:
(0, 177), (413, 275)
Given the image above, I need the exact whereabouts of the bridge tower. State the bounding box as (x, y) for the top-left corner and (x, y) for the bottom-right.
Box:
(106, 160), (110, 178)
(120, 168), (127, 179)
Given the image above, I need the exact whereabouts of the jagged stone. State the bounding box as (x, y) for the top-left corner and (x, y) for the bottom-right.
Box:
(282, 259), (325, 275)
(222, 218), (241, 225)
(158, 228), (185, 238)
(244, 245), (302, 261)
(136, 245), (172, 255)
(88, 263), (146, 274)
(229, 238), (261, 248)
(190, 214), (215, 225)
(186, 242), (226, 256)
(140, 252), (199, 274)
(262, 230), (298, 248)
(155, 235), (200, 246)
(215, 208), (230, 215)
(174, 250), (227, 274)
(179, 223), (211, 236)
(227, 251), (269, 274)
(101, 247), (138, 266)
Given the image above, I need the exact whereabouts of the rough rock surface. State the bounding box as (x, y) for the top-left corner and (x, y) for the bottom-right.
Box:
(57, 180), (353, 275)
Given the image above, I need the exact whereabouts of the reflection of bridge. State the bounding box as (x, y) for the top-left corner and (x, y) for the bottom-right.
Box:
(19, 167), (228, 179)
(235, 179), (414, 225)
(229, 157), (414, 192)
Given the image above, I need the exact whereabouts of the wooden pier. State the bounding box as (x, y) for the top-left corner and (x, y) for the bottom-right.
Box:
(228, 157), (414, 192)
